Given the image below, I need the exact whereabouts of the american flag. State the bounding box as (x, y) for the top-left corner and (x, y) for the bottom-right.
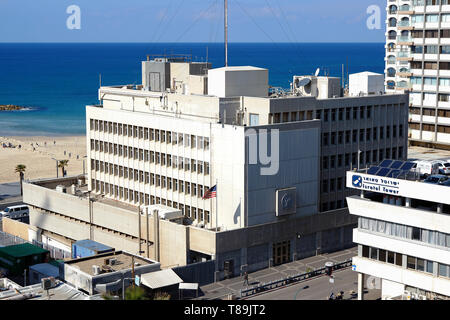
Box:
(202, 185), (217, 199)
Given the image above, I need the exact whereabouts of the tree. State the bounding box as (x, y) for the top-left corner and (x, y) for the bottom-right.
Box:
(58, 160), (69, 177)
(124, 286), (148, 300)
(15, 164), (26, 196)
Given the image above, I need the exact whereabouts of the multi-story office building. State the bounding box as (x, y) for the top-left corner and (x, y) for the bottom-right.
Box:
(386, 0), (450, 149)
(22, 56), (408, 279)
(347, 161), (450, 300)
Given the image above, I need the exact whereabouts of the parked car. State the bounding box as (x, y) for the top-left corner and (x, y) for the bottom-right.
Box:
(0, 205), (29, 220)
(413, 161), (440, 177)
(424, 175), (449, 185)
(431, 161), (450, 175)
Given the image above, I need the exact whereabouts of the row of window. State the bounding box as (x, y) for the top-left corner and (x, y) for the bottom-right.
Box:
(322, 125), (404, 146)
(269, 105), (403, 125)
(317, 106), (374, 122)
(359, 217), (450, 249)
(89, 119), (210, 150)
(90, 142), (210, 175)
(322, 147), (404, 171)
(362, 245), (450, 279)
(320, 200), (347, 212)
(410, 107), (450, 118)
(91, 179), (211, 223)
(410, 77), (450, 86)
(411, 13), (450, 24)
(411, 29), (450, 39)
(91, 162), (210, 198)
(410, 122), (450, 133)
(411, 45), (450, 55)
(411, 61), (450, 71)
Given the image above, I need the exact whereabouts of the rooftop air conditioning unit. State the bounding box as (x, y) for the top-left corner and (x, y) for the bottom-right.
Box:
(110, 258), (117, 266)
(92, 265), (101, 276)
(55, 185), (67, 193)
(41, 277), (56, 290)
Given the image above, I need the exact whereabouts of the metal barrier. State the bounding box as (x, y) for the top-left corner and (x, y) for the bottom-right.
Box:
(239, 259), (353, 298)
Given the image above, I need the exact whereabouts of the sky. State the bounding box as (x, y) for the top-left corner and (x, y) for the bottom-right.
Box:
(0, 0), (387, 43)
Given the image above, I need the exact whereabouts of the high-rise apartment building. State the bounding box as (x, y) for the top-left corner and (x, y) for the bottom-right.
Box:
(386, 0), (450, 149)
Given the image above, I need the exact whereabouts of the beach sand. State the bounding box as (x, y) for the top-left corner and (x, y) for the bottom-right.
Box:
(0, 136), (86, 184)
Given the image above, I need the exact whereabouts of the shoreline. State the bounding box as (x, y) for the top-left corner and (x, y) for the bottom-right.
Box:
(0, 135), (87, 184)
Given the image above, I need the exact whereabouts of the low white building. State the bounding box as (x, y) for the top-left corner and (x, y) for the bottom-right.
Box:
(346, 160), (450, 300)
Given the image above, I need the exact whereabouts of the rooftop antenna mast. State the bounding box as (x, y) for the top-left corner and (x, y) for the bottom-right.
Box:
(225, 0), (228, 67)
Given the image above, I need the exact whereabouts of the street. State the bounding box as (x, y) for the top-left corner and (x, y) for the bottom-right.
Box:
(246, 268), (380, 300)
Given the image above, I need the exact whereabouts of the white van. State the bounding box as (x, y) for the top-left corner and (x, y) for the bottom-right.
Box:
(0, 205), (29, 220)
(413, 161), (440, 177)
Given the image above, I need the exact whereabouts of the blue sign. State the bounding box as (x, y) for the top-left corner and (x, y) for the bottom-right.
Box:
(352, 264), (357, 271)
(352, 175), (362, 188)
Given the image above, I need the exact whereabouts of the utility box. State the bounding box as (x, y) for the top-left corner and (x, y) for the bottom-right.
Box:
(208, 66), (268, 98)
(71, 240), (114, 259)
(0, 243), (50, 276)
(349, 71), (384, 97)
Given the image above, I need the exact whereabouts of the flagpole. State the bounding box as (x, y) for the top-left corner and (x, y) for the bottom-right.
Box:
(215, 179), (218, 232)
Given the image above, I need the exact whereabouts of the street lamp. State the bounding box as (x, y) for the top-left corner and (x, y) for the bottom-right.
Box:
(51, 158), (61, 178)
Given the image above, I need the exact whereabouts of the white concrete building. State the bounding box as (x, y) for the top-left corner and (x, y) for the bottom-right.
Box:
(346, 161), (450, 300)
(386, 0), (450, 149)
(22, 55), (408, 279)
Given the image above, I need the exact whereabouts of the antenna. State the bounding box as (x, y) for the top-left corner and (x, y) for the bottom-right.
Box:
(224, 0), (228, 67)
(315, 68), (320, 77)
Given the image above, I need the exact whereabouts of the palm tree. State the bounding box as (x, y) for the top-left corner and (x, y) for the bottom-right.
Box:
(58, 160), (69, 177)
(15, 164), (26, 196)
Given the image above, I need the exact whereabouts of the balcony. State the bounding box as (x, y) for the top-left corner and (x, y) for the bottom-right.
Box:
(397, 35), (413, 45)
(398, 5), (414, 15)
(397, 51), (413, 62)
(398, 21), (413, 31)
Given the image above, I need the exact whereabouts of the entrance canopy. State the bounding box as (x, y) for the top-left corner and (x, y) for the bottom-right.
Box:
(141, 269), (183, 289)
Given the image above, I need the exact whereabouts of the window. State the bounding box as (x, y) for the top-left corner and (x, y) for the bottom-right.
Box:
(379, 249), (386, 262)
(395, 253), (403, 267)
(362, 246), (370, 258)
(439, 264), (449, 278)
(387, 251), (395, 264)
(370, 247), (378, 260)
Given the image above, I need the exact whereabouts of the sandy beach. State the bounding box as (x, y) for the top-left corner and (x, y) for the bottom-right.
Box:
(0, 136), (86, 184)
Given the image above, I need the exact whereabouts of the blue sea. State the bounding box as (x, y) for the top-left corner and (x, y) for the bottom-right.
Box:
(0, 43), (385, 136)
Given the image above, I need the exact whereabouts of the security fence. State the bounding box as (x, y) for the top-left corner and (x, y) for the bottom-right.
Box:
(239, 259), (353, 298)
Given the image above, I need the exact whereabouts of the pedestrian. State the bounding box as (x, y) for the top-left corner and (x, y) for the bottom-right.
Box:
(243, 271), (249, 287)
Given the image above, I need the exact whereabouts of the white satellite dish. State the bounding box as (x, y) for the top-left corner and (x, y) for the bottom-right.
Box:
(296, 78), (311, 88)
(315, 68), (320, 77)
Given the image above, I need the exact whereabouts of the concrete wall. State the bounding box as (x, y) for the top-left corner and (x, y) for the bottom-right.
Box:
(245, 121), (321, 226)
(1, 218), (33, 241)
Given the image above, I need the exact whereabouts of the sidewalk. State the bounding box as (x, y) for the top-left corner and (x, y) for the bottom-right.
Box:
(195, 247), (357, 300)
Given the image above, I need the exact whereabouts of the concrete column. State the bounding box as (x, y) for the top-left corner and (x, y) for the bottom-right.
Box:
(433, 262), (439, 277)
(315, 231), (322, 255)
(405, 197), (411, 208)
(358, 273), (365, 301)
(292, 237), (297, 261)
(268, 242), (273, 268)
(240, 247), (248, 274)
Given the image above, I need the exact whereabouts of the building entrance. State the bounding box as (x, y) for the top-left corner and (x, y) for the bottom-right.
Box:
(273, 241), (291, 266)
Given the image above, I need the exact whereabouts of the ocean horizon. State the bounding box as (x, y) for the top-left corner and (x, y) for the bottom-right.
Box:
(0, 42), (385, 137)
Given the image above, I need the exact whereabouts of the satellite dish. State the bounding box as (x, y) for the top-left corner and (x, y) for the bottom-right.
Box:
(315, 68), (320, 77)
(297, 78), (311, 87)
